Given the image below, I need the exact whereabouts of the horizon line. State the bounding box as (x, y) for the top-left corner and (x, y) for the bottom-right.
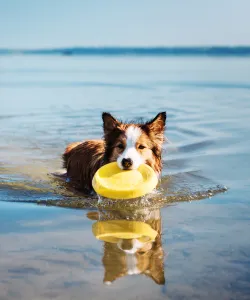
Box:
(1, 45), (250, 51)
(2, 45), (250, 57)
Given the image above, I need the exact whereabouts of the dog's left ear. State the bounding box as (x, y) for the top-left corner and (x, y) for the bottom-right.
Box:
(146, 112), (166, 133)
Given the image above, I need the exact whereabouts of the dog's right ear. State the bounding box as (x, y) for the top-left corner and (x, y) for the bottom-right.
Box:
(102, 112), (120, 134)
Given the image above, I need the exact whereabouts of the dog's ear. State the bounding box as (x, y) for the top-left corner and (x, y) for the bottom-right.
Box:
(141, 112), (166, 148)
(146, 247), (165, 285)
(102, 112), (120, 135)
(102, 242), (127, 284)
(146, 112), (166, 133)
(144, 235), (165, 285)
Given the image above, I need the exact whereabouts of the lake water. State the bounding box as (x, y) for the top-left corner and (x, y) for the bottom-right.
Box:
(0, 55), (250, 300)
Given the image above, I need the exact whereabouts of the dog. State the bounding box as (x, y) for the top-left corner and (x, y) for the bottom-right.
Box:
(87, 208), (165, 285)
(62, 111), (166, 193)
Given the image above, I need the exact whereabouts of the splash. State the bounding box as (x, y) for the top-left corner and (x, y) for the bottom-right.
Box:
(0, 169), (228, 210)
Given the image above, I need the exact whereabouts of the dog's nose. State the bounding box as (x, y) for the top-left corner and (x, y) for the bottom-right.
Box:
(119, 239), (134, 251)
(121, 158), (133, 168)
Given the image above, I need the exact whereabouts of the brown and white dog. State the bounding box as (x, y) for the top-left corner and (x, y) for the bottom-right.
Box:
(62, 112), (166, 193)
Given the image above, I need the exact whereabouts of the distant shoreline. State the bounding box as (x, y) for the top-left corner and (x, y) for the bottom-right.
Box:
(1, 46), (250, 57)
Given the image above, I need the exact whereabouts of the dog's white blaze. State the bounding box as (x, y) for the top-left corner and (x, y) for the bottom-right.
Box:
(126, 254), (141, 275)
(117, 126), (144, 170)
(117, 238), (145, 275)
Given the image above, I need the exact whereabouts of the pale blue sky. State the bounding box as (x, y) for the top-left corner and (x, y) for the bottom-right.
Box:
(1, 0), (250, 48)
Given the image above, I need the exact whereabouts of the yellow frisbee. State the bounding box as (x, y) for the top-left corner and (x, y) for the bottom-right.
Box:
(92, 162), (158, 199)
(92, 220), (158, 243)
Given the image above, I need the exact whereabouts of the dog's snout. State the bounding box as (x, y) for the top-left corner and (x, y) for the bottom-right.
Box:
(121, 158), (133, 168)
(119, 239), (133, 251)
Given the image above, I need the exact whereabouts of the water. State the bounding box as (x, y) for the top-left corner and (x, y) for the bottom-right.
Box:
(0, 55), (250, 300)
(3, 46), (250, 56)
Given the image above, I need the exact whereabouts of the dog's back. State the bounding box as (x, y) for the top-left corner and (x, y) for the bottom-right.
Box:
(62, 140), (105, 192)
(62, 141), (83, 168)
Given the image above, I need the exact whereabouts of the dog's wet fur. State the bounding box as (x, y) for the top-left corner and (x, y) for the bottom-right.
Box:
(62, 112), (166, 192)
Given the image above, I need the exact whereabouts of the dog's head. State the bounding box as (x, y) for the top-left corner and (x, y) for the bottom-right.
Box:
(102, 112), (166, 174)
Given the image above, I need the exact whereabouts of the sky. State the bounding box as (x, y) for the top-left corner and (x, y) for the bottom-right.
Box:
(0, 0), (250, 49)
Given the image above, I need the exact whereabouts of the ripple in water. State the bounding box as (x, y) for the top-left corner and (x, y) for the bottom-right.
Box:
(0, 167), (227, 210)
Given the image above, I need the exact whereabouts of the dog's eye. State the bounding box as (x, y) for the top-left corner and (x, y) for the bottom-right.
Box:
(117, 143), (124, 150)
(138, 145), (146, 150)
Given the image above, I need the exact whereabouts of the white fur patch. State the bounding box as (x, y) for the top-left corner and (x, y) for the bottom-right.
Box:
(117, 238), (146, 275)
(117, 126), (144, 170)
(117, 238), (145, 254)
(125, 126), (142, 144)
(126, 254), (141, 275)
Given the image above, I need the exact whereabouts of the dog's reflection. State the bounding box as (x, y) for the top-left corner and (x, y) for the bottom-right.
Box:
(87, 208), (165, 285)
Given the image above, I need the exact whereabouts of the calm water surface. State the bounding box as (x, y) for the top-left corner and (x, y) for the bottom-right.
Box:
(0, 55), (250, 300)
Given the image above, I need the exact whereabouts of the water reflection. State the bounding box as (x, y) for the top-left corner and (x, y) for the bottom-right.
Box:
(87, 208), (165, 285)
